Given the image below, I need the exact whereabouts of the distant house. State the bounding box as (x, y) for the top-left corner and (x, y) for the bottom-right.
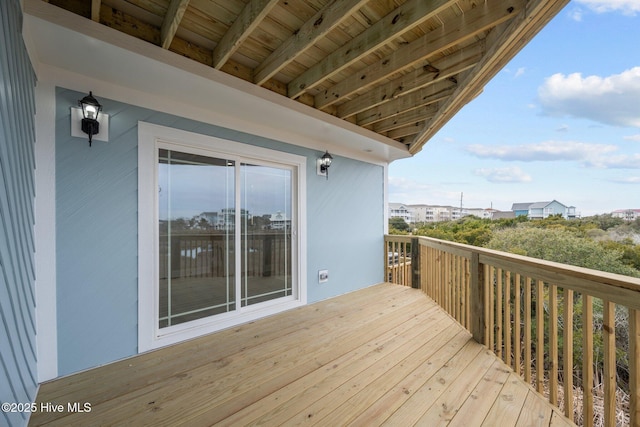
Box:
(511, 200), (577, 219)
(612, 209), (640, 221)
(269, 211), (291, 230)
(389, 203), (412, 224)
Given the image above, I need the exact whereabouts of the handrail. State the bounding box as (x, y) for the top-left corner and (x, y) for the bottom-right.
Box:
(385, 234), (640, 426)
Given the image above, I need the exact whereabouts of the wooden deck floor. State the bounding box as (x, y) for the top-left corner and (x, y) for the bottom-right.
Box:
(30, 284), (574, 426)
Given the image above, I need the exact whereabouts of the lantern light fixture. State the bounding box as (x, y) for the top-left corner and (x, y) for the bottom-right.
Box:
(317, 150), (333, 180)
(78, 91), (103, 146)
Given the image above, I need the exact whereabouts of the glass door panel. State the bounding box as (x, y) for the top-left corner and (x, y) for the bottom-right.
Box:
(158, 149), (235, 328)
(240, 163), (293, 307)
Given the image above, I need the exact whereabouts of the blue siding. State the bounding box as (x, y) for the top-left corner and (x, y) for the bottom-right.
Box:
(0, 1), (38, 426)
(56, 88), (384, 375)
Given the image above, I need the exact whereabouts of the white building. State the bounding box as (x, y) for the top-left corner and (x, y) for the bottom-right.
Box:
(612, 209), (640, 221)
(389, 203), (412, 224)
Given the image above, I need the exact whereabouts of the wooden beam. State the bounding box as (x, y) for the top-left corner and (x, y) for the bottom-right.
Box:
(213, 0), (280, 69)
(288, 0), (456, 99)
(357, 80), (457, 127)
(409, 0), (571, 154)
(91, 0), (101, 22)
(161, 0), (190, 50)
(387, 123), (426, 140)
(373, 104), (438, 134)
(316, 0), (524, 110)
(254, 0), (368, 85)
(337, 41), (484, 119)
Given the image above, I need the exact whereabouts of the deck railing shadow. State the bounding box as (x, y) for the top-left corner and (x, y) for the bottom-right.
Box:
(386, 234), (640, 426)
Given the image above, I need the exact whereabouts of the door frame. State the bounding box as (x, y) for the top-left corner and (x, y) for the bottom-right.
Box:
(138, 122), (307, 352)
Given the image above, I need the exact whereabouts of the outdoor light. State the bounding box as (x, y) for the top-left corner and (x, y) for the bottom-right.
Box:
(78, 91), (102, 146)
(318, 150), (333, 180)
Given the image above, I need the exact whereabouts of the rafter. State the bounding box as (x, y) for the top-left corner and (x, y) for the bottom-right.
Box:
(91, 0), (101, 22)
(288, 0), (455, 99)
(254, 0), (368, 85)
(316, 0), (524, 111)
(213, 0), (280, 69)
(337, 41), (484, 119)
(387, 123), (425, 140)
(409, 0), (570, 154)
(373, 104), (439, 134)
(357, 80), (457, 127)
(160, 0), (191, 49)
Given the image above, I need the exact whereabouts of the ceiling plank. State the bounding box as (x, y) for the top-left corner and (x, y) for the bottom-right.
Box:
(316, 0), (524, 111)
(374, 105), (438, 134)
(213, 0), (280, 69)
(357, 80), (457, 127)
(408, 0), (570, 154)
(387, 122), (426, 140)
(287, 0), (456, 99)
(161, 0), (191, 49)
(337, 41), (484, 119)
(91, 0), (101, 22)
(254, 0), (368, 85)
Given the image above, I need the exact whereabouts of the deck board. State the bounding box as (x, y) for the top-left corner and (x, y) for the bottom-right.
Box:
(30, 283), (574, 426)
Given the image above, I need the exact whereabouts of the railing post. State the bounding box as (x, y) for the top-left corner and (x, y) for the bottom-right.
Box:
(411, 238), (420, 289)
(469, 252), (485, 344)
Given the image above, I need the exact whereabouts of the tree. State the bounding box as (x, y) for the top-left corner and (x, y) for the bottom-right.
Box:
(389, 217), (410, 232)
(486, 226), (639, 277)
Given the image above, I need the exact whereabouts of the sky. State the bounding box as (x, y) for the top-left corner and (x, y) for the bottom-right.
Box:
(388, 0), (640, 217)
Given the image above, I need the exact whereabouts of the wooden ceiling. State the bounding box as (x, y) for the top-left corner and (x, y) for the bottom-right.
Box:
(42, 0), (568, 154)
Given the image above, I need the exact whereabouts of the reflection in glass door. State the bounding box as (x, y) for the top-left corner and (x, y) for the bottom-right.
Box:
(158, 149), (235, 328)
(157, 149), (296, 329)
(240, 164), (293, 306)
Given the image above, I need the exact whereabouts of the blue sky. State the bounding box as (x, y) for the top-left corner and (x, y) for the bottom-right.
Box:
(388, 0), (640, 217)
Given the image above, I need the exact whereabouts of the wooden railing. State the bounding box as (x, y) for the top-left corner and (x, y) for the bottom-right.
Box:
(385, 234), (640, 426)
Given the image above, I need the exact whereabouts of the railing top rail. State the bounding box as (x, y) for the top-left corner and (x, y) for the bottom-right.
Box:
(386, 234), (640, 295)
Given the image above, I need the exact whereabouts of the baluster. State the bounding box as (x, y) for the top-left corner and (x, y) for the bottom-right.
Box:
(514, 273), (521, 376)
(496, 268), (503, 359)
(536, 279), (544, 394)
(488, 265), (495, 352)
(504, 270), (512, 367)
(563, 289), (574, 422)
(524, 276), (532, 383)
(583, 295), (594, 427)
(549, 284), (558, 406)
(629, 309), (640, 427)
(603, 300), (616, 427)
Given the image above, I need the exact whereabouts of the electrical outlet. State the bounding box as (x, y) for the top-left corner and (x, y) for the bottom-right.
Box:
(318, 270), (329, 283)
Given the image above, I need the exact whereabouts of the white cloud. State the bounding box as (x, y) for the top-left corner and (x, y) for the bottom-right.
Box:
(624, 134), (640, 142)
(466, 140), (617, 162)
(610, 176), (640, 183)
(575, 0), (640, 15)
(474, 167), (532, 183)
(568, 7), (584, 21)
(538, 67), (640, 127)
(466, 140), (640, 169)
(515, 67), (526, 78)
(585, 153), (640, 169)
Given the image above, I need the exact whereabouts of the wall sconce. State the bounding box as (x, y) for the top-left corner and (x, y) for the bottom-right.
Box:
(78, 92), (102, 146)
(71, 91), (109, 146)
(317, 150), (333, 180)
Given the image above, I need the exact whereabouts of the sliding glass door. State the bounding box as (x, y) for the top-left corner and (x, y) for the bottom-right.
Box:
(241, 163), (292, 307)
(157, 149), (295, 329)
(158, 149), (235, 327)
